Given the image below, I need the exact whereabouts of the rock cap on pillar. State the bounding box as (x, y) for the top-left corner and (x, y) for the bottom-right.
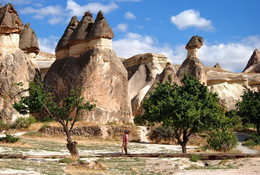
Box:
(19, 23), (39, 54)
(0, 3), (23, 34)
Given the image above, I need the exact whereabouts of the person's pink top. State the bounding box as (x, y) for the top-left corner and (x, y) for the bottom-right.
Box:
(123, 134), (128, 143)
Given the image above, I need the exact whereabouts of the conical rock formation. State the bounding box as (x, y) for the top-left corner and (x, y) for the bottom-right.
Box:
(243, 49), (260, 73)
(45, 11), (132, 124)
(19, 23), (39, 54)
(0, 3), (23, 34)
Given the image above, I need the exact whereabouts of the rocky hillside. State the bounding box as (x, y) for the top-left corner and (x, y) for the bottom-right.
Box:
(0, 3), (259, 123)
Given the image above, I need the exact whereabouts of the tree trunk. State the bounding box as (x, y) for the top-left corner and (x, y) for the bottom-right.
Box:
(63, 126), (79, 158)
(181, 143), (187, 153)
(67, 140), (79, 158)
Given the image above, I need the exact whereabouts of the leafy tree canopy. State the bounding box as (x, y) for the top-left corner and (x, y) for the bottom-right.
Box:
(138, 74), (230, 153)
(236, 89), (260, 133)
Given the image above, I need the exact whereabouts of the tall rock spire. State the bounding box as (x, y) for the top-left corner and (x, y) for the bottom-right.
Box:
(19, 23), (39, 54)
(68, 11), (94, 45)
(0, 3), (23, 34)
(85, 11), (114, 41)
(56, 16), (78, 52)
(177, 35), (207, 85)
(243, 49), (260, 73)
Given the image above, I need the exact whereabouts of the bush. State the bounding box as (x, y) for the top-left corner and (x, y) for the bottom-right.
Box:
(189, 154), (201, 162)
(242, 133), (260, 147)
(11, 116), (36, 129)
(0, 134), (19, 143)
(206, 129), (238, 152)
(0, 120), (10, 131)
(149, 125), (175, 143)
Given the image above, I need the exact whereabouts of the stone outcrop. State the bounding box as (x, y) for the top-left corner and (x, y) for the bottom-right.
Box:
(131, 62), (180, 116)
(19, 23), (39, 54)
(56, 11), (113, 60)
(45, 11), (132, 124)
(0, 3), (23, 34)
(206, 67), (260, 110)
(0, 3), (37, 122)
(123, 53), (171, 116)
(177, 35), (207, 85)
(243, 49), (260, 73)
(214, 63), (222, 69)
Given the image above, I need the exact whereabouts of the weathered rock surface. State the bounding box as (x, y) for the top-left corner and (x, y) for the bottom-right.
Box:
(177, 35), (207, 85)
(206, 67), (260, 110)
(0, 50), (36, 122)
(132, 62), (180, 116)
(243, 49), (260, 73)
(55, 16), (79, 59)
(0, 3), (38, 122)
(123, 53), (171, 116)
(0, 3), (23, 34)
(19, 23), (39, 54)
(45, 11), (132, 124)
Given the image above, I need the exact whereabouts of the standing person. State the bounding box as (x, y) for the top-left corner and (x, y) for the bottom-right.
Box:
(122, 130), (129, 154)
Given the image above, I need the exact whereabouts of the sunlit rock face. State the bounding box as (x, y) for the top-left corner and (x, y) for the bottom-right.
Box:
(45, 11), (132, 124)
(123, 53), (172, 116)
(177, 35), (207, 85)
(243, 49), (260, 73)
(0, 3), (43, 122)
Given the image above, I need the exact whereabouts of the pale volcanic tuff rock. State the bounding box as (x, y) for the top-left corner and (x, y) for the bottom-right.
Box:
(206, 67), (260, 110)
(132, 62), (180, 116)
(123, 53), (171, 116)
(0, 3), (38, 122)
(177, 35), (207, 85)
(243, 49), (260, 73)
(45, 11), (132, 124)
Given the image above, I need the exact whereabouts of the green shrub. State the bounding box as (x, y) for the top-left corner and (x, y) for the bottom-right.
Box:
(0, 120), (10, 131)
(206, 129), (238, 152)
(11, 116), (36, 129)
(37, 116), (54, 122)
(0, 134), (19, 143)
(189, 154), (201, 162)
(242, 133), (260, 147)
(149, 125), (175, 143)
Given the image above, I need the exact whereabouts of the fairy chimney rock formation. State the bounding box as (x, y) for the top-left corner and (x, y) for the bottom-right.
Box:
(0, 3), (23, 34)
(0, 3), (37, 122)
(177, 35), (207, 85)
(243, 49), (260, 73)
(19, 23), (39, 54)
(214, 63), (222, 69)
(55, 11), (113, 59)
(55, 16), (79, 59)
(45, 11), (132, 124)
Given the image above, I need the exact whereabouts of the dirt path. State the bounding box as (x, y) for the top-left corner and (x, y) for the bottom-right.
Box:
(236, 132), (258, 154)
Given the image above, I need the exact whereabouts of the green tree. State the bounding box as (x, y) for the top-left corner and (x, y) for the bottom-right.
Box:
(13, 78), (95, 158)
(236, 89), (260, 133)
(138, 74), (228, 153)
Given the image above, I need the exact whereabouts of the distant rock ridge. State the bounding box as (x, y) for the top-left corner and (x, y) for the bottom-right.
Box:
(243, 49), (260, 73)
(56, 11), (114, 59)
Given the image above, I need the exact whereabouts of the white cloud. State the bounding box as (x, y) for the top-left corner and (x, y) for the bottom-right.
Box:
(125, 12), (136, 20)
(113, 32), (174, 59)
(20, 5), (64, 17)
(66, 0), (118, 16)
(114, 23), (128, 32)
(172, 36), (260, 72)
(48, 17), (64, 25)
(171, 9), (213, 31)
(38, 35), (59, 54)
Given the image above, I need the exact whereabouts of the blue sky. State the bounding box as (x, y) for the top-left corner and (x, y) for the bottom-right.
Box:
(1, 0), (260, 72)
